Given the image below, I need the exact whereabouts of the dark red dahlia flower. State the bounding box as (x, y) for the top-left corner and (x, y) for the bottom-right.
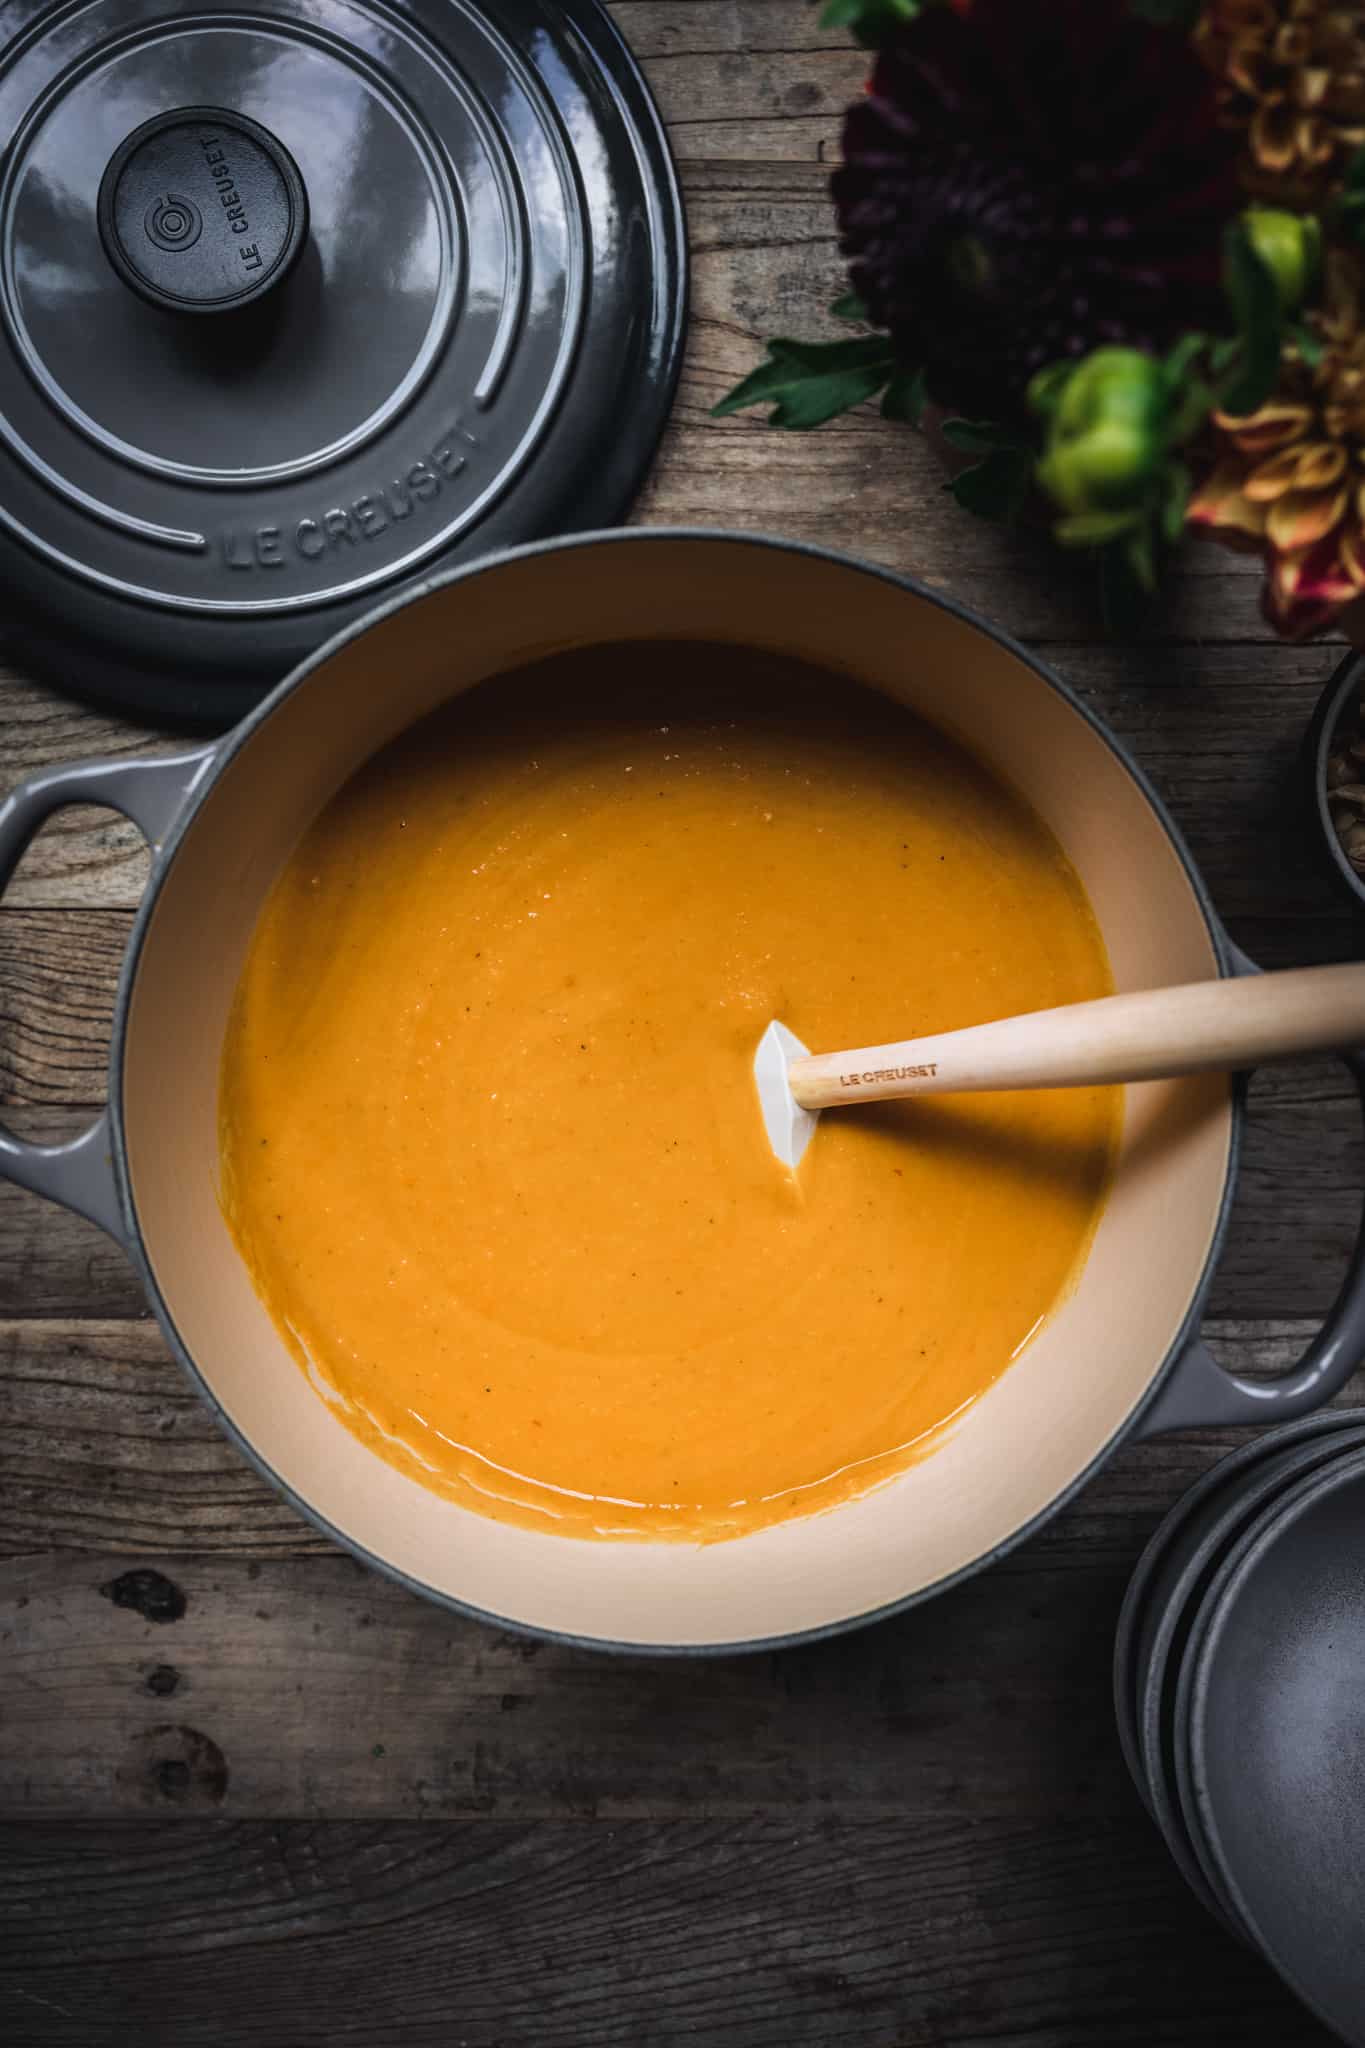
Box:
(832, 0), (1241, 420)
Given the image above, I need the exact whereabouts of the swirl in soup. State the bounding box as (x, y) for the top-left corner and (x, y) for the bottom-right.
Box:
(219, 648), (1120, 1541)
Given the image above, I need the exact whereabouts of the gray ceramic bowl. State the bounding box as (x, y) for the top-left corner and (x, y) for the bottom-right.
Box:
(1303, 649), (1365, 912)
(1188, 1447), (1365, 2047)
(1113, 1409), (1365, 1811)
(1134, 1423), (1365, 1935)
(1171, 1443), (1365, 1936)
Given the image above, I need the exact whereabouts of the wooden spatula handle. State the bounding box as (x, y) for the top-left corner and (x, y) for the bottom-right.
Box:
(786, 964), (1365, 1110)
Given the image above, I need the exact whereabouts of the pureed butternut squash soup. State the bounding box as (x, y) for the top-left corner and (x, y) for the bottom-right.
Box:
(219, 647), (1120, 1543)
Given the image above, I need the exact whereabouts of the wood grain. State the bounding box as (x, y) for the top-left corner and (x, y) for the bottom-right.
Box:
(0, 1320), (324, 1558)
(607, 1), (863, 160)
(0, 1818), (1326, 2047)
(0, 914), (129, 1106)
(4, 1546), (1139, 1820)
(610, 0), (852, 59)
(0, 1528), (1297, 1820)
(0, 1114), (144, 1320)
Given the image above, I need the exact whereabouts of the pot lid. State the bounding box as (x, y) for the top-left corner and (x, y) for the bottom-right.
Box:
(0, 0), (685, 723)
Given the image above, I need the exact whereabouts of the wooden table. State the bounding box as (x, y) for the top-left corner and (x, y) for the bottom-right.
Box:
(2, 6), (1361, 2040)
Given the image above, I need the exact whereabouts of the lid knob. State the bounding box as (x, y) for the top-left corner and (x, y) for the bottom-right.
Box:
(97, 106), (309, 317)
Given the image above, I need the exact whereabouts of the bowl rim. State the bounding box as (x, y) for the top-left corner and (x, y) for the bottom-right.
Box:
(104, 526), (1242, 1654)
(1310, 650), (1365, 908)
(1112, 1409), (1365, 1817)
(1135, 1423), (1365, 1936)
(1188, 1441), (1365, 2042)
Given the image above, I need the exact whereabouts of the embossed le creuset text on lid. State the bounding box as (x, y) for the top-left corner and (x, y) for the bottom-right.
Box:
(0, 0), (685, 719)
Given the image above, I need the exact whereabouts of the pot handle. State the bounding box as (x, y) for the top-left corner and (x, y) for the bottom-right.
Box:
(0, 746), (218, 1246)
(1138, 946), (1365, 1436)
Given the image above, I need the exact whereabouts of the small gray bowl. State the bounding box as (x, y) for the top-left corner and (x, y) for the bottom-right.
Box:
(1135, 1424), (1365, 1935)
(1188, 1446), (1365, 2047)
(1113, 1410), (1365, 1814)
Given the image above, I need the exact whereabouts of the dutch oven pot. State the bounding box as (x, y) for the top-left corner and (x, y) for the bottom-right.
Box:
(4, 532), (1365, 1652)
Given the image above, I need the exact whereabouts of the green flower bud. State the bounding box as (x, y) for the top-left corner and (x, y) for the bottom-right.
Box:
(1243, 208), (1321, 313)
(1035, 346), (1166, 515)
(1026, 360), (1074, 418)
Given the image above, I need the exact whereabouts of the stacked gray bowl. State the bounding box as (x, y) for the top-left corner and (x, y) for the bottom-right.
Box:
(1115, 1411), (1365, 2043)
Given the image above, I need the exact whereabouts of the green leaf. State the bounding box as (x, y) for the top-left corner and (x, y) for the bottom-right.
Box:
(1161, 332), (1208, 392)
(819, 0), (921, 46)
(1209, 337), (1239, 374)
(939, 415), (1001, 453)
(1052, 508), (1143, 547)
(940, 415), (1034, 457)
(1027, 359), (1075, 417)
(1166, 376), (1216, 446)
(1221, 221), (1284, 416)
(831, 292), (870, 324)
(1290, 321), (1326, 369)
(713, 335), (896, 430)
(948, 446), (1032, 522)
(1160, 460), (1192, 546)
(1127, 0), (1201, 21)
(881, 365), (928, 425)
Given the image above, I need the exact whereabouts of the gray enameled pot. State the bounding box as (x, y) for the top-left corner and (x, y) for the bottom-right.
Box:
(4, 531), (1365, 1652)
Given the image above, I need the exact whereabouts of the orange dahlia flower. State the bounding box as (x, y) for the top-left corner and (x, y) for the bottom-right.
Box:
(1195, 0), (1365, 204)
(1189, 250), (1365, 635)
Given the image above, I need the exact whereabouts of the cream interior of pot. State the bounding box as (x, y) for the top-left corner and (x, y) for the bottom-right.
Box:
(121, 537), (1231, 1646)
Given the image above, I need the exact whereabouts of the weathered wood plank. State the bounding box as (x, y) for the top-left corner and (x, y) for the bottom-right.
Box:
(0, 1817), (1325, 2047)
(0, 1547), (1209, 1818)
(0, 1114), (145, 1321)
(0, 912), (129, 1105)
(609, 0), (853, 59)
(0, 1320), (323, 1557)
(602, 1), (860, 159)
(0, 1318), (1357, 1559)
(0, 679), (180, 908)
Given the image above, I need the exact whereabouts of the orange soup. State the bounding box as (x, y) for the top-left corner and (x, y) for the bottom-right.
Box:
(218, 649), (1120, 1541)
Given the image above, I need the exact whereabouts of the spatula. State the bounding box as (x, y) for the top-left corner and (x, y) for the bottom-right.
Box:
(754, 964), (1365, 1171)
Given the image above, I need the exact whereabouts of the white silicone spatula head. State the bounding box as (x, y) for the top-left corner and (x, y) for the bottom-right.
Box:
(753, 1018), (818, 1171)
